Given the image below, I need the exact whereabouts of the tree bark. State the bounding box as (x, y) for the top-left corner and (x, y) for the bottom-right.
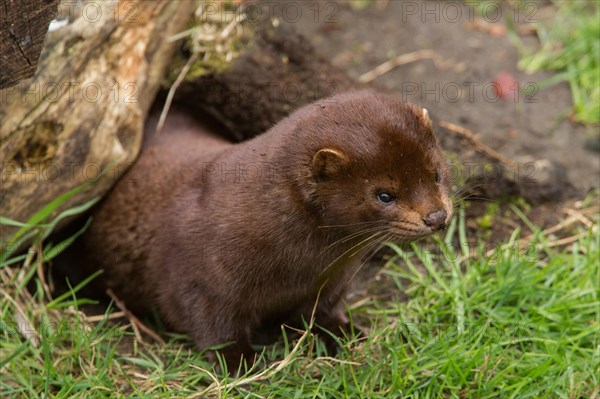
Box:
(0, 0), (60, 89)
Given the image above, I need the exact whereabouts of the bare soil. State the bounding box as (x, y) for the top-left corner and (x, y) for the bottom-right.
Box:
(273, 0), (599, 192)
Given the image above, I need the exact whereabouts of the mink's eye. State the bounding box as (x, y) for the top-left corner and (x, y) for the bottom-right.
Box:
(377, 192), (396, 204)
(435, 170), (441, 183)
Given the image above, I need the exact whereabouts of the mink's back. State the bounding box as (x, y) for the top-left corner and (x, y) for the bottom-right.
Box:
(78, 110), (231, 313)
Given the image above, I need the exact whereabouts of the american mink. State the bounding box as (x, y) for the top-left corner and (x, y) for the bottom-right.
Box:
(78, 91), (453, 370)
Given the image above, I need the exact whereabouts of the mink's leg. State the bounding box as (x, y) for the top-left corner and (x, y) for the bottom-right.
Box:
(292, 296), (366, 355)
(204, 339), (257, 375)
(313, 300), (365, 354)
(185, 309), (257, 375)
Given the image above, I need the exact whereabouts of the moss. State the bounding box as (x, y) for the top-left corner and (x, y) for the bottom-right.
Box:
(476, 202), (500, 230)
(165, 12), (253, 84)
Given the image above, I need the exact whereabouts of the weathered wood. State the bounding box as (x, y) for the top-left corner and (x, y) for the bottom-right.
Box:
(0, 0), (60, 89)
(0, 0), (199, 243)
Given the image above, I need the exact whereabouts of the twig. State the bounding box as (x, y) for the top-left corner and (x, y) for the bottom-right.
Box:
(155, 52), (199, 134)
(482, 222), (596, 259)
(85, 311), (127, 323)
(544, 232), (591, 249)
(36, 239), (52, 300)
(307, 356), (361, 368)
(16, 244), (37, 288)
(157, 11), (245, 134)
(359, 49), (441, 83)
(348, 296), (372, 310)
(0, 289), (39, 347)
(195, 288), (326, 397)
(485, 357), (505, 385)
(439, 121), (520, 169)
(457, 203), (597, 263)
(8, 244), (37, 305)
(189, 365), (224, 398)
(565, 208), (594, 228)
(106, 289), (166, 345)
(520, 214), (583, 243)
(168, 27), (200, 43)
(220, 17), (244, 39)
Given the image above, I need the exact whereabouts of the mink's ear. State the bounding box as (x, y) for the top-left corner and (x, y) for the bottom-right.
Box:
(311, 148), (349, 180)
(420, 107), (433, 129)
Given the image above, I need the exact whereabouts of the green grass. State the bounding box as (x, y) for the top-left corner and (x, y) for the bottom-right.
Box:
(1, 200), (598, 398)
(511, 0), (600, 125)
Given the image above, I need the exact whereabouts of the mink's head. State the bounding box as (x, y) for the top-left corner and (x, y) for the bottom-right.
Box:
(294, 91), (453, 242)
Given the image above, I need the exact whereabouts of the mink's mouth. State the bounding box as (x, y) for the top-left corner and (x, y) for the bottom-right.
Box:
(389, 231), (435, 242)
(388, 223), (438, 241)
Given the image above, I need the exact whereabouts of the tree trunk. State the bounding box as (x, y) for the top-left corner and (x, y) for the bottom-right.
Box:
(0, 0), (199, 243)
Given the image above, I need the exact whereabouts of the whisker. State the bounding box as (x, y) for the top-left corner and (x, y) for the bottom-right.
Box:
(452, 179), (485, 192)
(347, 231), (383, 258)
(391, 221), (422, 231)
(318, 219), (389, 229)
(451, 180), (488, 200)
(452, 185), (494, 203)
(454, 196), (494, 204)
(319, 231), (385, 276)
(321, 224), (387, 253)
(345, 232), (393, 286)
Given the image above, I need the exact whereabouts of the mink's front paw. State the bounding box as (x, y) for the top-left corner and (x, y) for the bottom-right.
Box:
(205, 343), (258, 377)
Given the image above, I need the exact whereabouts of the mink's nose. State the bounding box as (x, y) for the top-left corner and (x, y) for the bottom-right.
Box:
(424, 210), (447, 231)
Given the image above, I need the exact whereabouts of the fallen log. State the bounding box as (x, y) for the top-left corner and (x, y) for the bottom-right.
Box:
(0, 0), (199, 243)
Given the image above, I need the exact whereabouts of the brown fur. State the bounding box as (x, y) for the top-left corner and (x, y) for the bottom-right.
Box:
(79, 91), (453, 369)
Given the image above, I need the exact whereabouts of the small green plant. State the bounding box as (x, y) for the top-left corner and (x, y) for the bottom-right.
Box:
(1, 196), (598, 397)
(512, 1), (600, 124)
(350, 0), (377, 10)
(476, 202), (500, 229)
